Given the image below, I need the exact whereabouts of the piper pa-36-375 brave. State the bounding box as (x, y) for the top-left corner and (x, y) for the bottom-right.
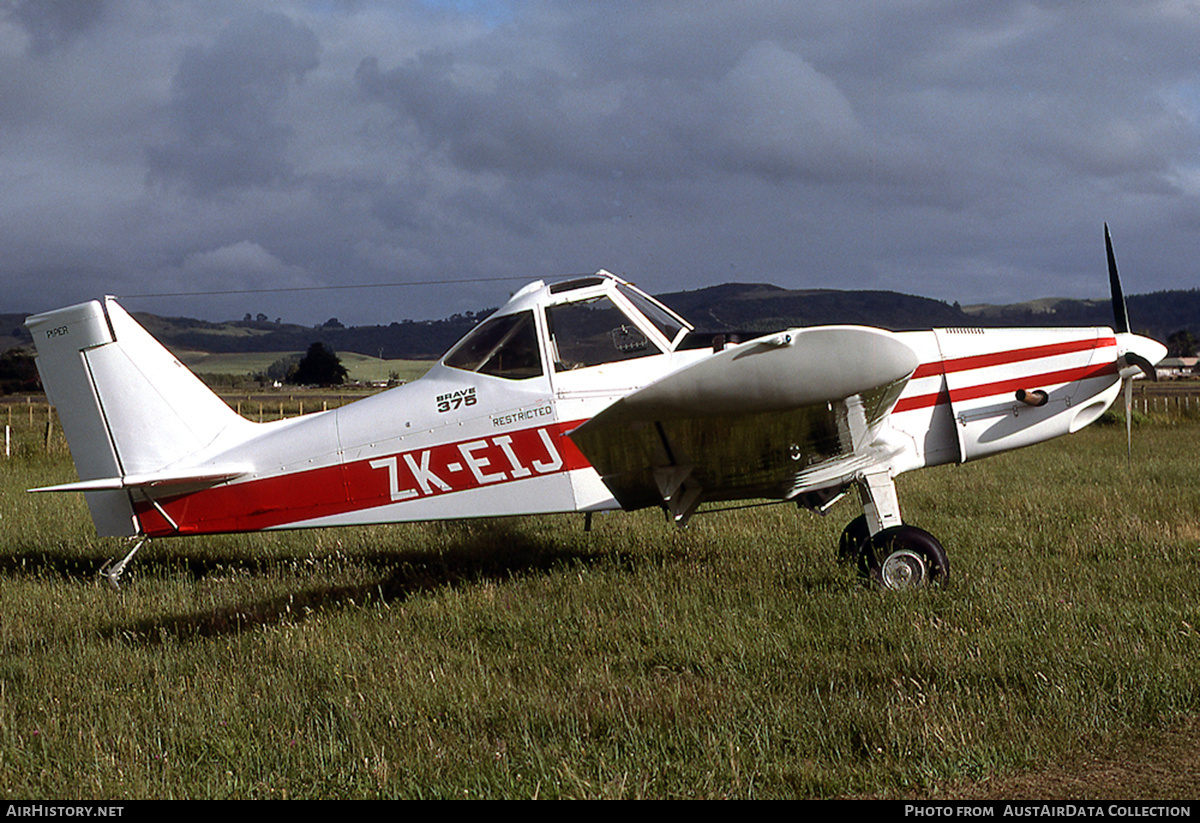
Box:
(26, 228), (1166, 589)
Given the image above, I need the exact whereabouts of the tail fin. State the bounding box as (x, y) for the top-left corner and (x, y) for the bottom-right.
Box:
(25, 297), (253, 536)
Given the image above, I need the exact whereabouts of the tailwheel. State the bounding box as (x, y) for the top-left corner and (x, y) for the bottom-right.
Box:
(99, 537), (148, 590)
(858, 525), (949, 590)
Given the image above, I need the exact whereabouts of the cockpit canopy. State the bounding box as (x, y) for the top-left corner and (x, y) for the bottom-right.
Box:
(442, 271), (691, 380)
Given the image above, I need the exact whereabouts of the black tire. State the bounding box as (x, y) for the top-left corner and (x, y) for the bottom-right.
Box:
(858, 525), (949, 589)
(838, 515), (870, 565)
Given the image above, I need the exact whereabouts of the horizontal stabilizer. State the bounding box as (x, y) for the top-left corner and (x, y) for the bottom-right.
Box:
(30, 466), (250, 494)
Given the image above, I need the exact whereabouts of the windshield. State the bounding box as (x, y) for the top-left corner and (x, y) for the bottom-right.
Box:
(615, 282), (686, 344)
(443, 310), (543, 380)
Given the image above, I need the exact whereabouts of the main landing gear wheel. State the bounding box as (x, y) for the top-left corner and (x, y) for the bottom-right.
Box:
(857, 525), (949, 590)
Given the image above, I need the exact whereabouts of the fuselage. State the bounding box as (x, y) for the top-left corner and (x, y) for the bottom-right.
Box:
(127, 275), (1144, 538)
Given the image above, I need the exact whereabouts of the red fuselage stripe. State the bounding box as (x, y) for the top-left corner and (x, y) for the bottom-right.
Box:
(134, 420), (591, 537)
(910, 336), (1117, 380)
(894, 362), (1119, 414)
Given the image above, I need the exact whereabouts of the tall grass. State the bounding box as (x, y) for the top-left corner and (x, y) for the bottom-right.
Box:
(1, 411), (1199, 798)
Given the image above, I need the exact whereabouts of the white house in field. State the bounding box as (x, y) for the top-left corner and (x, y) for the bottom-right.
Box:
(1156, 357), (1198, 379)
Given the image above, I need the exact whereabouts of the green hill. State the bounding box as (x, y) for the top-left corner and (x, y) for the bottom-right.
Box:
(6, 285), (1199, 365)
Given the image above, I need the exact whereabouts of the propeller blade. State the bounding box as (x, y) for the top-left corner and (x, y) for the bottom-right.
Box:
(1104, 228), (1168, 469)
(1106, 223), (1131, 334)
(1124, 375), (1133, 466)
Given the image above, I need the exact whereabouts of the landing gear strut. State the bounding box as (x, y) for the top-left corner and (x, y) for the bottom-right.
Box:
(840, 470), (949, 589)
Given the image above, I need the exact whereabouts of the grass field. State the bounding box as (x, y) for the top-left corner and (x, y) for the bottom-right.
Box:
(1, 400), (1199, 798)
(174, 350), (435, 386)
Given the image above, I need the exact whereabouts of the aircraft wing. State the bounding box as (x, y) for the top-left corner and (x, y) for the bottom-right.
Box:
(568, 326), (919, 523)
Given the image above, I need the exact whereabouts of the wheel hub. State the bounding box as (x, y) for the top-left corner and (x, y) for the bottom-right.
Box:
(880, 549), (927, 589)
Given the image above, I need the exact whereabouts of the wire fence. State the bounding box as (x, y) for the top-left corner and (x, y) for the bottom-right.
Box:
(1, 393), (366, 457)
(4, 383), (1199, 458)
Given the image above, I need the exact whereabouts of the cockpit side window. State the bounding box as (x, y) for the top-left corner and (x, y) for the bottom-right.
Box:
(546, 296), (664, 371)
(443, 310), (543, 380)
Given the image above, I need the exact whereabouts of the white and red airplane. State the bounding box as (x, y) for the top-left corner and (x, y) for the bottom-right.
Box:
(26, 228), (1166, 589)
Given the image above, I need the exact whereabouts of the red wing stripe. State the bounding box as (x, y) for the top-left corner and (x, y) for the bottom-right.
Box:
(894, 362), (1118, 413)
(911, 337), (1116, 380)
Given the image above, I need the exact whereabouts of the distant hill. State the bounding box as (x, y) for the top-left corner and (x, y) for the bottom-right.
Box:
(658, 283), (968, 333)
(659, 284), (1200, 343)
(957, 290), (1200, 340)
(5, 285), (1199, 361)
(132, 312), (481, 360)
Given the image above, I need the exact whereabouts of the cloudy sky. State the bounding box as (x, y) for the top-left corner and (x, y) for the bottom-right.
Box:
(3, 1), (1199, 326)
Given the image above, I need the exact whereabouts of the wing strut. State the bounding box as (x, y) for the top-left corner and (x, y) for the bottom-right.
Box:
(652, 423), (704, 526)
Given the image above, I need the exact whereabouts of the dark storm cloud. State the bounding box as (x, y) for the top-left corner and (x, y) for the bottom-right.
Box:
(147, 12), (320, 195)
(354, 34), (875, 184)
(2, 1), (1199, 326)
(9, 0), (107, 54)
(356, 52), (570, 178)
(354, 50), (684, 185)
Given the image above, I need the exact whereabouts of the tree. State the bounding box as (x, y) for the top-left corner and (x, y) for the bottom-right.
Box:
(0, 348), (41, 394)
(1166, 330), (1197, 357)
(290, 342), (347, 386)
(264, 353), (301, 383)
